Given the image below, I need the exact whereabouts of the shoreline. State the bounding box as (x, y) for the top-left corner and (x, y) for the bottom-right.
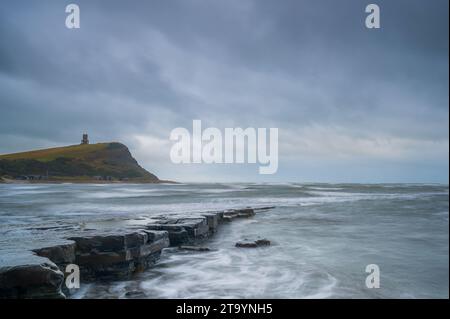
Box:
(0, 177), (178, 184)
(0, 206), (273, 299)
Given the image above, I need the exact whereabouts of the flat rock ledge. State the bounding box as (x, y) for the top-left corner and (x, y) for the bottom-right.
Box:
(0, 207), (269, 299)
(0, 253), (65, 299)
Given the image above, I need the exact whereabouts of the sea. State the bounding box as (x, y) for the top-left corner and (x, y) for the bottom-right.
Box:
(0, 182), (448, 298)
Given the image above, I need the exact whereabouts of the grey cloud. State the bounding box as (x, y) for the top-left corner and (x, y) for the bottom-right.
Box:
(0, 0), (448, 182)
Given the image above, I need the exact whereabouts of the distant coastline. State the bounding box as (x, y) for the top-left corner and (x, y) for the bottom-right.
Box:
(0, 177), (177, 184)
(0, 135), (168, 184)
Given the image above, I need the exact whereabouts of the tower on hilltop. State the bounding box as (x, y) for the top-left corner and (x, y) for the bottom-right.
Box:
(81, 133), (89, 145)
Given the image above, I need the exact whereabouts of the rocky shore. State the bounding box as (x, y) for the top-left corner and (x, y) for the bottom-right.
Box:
(0, 207), (271, 299)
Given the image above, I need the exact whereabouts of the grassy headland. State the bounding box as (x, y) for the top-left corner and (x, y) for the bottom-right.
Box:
(0, 142), (160, 183)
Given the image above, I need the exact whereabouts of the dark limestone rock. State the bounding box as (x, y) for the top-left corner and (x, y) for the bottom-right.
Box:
(235, 241), (258, 248)
(68, 234), (128, 253)
(145, 224), (190, 246)
(175, 218), (210, 238)
(146, 216), (212, 245)
(235, 238), (271, 248)
(32, 242), (76, 265)
(215, 211), (224, 223)
(76, 250), (132, 265)
(67, 230), (169, 281)
(222, 208), (255, 221)
(32, 241), (77, 297)
(167, 229), (190, 246)
(235, 208), (255, 218)
(222, 211), (239, 222)
(145, 224), (185, 232)
(179, 245), (210, 252)
(0, 254), (65, 299)
(201, 213), (219, 233)
(133, 233), (170, 272)
(124, 231), (149, 248)
(255, 239), (271, 246)
(143, 230), (169, 242)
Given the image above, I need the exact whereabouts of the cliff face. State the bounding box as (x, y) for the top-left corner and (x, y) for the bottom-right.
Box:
(0, 142), (159, 182)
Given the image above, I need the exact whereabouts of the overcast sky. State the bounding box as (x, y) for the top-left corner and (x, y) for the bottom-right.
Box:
(0, 0), (448, 183)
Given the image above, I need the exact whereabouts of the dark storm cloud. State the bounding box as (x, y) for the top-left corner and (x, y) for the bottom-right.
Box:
(0, 0), (448, 182)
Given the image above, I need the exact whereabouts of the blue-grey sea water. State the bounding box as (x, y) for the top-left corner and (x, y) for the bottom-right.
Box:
(0, 183), (448, 298)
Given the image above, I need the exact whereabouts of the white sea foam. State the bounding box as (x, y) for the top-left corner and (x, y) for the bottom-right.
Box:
(0, 183), (448, 298)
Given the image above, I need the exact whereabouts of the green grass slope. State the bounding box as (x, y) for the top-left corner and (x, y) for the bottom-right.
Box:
(0, 142), (159, 182)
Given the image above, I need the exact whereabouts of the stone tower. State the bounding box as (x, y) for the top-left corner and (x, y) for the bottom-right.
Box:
(81, 133), (89, 145)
